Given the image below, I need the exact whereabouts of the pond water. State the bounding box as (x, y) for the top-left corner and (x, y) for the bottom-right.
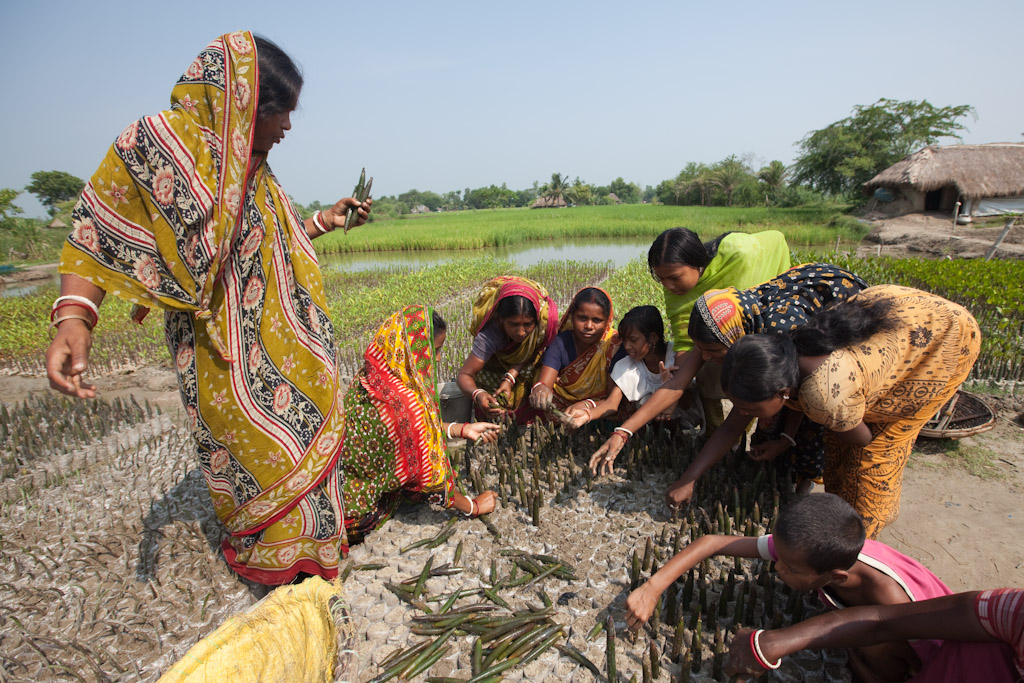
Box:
(319, 236), (653, 272)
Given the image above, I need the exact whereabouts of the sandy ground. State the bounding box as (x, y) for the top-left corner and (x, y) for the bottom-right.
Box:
(1, 367), (1020, 682)
(855, 212), (1024, 260)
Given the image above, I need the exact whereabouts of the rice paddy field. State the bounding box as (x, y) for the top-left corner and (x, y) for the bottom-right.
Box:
(317, 205), (867, 253)
(1, 242), (1022, 681)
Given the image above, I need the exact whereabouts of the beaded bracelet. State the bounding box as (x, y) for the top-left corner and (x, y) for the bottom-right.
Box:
(780, 432), (797, 447)
(751, 629), (781, 669)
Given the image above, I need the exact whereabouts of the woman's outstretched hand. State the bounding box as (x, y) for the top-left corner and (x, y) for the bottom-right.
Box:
(473, 490), (498, 516)
(588, 434), (625, 476)
(665, 477), (695, 510)
(323, 197), (373, 230)
(46, 320), (96, 399)
(529, 383), (554, 410)
(724, 628), (764, 679)
(474, 390), (505, 418)
(463, 422), (501, 443)
(749, 438), (789, 462)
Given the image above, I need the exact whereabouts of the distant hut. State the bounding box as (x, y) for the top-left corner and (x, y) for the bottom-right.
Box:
(863, 143), (1024, 219)
(47, 217), (68, 230)
(606, 192), (622, 204)
(530, 195), (568, 209)
(409, 204), (431, 214)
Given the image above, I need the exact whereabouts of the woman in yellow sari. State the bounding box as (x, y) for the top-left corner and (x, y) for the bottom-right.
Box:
(457, 276), (558, 420)
(45, 32), (371, 585)
(720, 286), (981, 538)
(341, 306), (499, 546)
(529, 287), (617, 416)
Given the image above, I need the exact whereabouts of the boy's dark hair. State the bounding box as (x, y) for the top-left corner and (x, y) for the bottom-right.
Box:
(647, 228), (732, 276)
(720, 334), (801, 402)
(774, 493), (866, 574)
(568, 287), (611, 319)
(618, 306), (667, 357)
(431, 310), (447, 335)
(495, 295), (538, 323)
(254, 36), (303, 118)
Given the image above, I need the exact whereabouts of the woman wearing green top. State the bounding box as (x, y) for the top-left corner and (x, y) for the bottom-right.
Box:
(589, 228), (791, 474)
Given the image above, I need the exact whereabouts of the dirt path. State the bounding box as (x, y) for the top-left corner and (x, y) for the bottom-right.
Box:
(855, 212), (1024, 260)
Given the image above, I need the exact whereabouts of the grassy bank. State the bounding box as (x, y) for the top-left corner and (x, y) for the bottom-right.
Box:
(317, 205), (866, 253)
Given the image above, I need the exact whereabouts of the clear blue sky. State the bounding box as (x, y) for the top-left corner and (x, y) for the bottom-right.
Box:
(2, 0), (1020, 217)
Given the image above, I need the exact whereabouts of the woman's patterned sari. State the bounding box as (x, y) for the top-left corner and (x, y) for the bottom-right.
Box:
(340, 306), (455, 545)
(60, 32), (346, 584)
(470, 276), (557, 416)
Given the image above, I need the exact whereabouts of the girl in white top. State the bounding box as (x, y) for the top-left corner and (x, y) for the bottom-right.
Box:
(566, 305), (675, 430)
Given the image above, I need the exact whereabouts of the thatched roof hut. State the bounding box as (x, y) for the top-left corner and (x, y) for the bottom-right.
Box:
(530, 195), (567, 209)
(47, 217), (68, 229)
(863, 143), (1024, 218)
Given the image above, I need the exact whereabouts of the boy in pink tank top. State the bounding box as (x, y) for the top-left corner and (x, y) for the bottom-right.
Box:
(626, 493), (950, 681)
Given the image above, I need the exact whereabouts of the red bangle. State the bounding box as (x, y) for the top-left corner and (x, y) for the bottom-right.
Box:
(459, 423), (466, 438)
(750, 630), (781, 669)
(50, 301), (98, 327)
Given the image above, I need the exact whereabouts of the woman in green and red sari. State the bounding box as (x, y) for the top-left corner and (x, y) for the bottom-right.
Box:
(341, 306), (499, 546)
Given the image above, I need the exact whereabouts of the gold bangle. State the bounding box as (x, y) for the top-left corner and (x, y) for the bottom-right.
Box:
(49, 313), (94, 338)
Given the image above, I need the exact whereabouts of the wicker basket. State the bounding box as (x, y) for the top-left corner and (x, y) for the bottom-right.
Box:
(919, 390), (996, 439)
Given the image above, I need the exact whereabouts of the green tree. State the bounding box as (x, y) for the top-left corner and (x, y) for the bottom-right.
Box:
(542, 172), (570, 204)
(709, 156), (753, 207)
(0, 188), (23, 229)
(565, 177), (594, 206)
(757, 160), (788, 205)
(791, 98), (975, 196)
(26, 170), (86, 215)
(608, 177), (641, 204)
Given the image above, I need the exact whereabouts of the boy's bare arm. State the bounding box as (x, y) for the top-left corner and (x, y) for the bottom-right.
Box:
(626, 535), (760, 630)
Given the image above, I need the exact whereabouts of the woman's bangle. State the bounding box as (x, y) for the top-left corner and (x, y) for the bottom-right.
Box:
(49, 313), (95, 338)
(583, 408), (592, 423)
(584, 398), (597, 409)
(459, 423), (466, 438)
(52, 296), (99, 328)
(751, 630), (781, 670)
(471, 388), (486, 404)
(460, 498), (477, 517)
(779, 432), (797, 447)
(532, 382), (546, 391)
(311, 210), (330, 235)
(613, 426), (633, 440)
(502, 372), (516, 385)
(51, 301), (99, 328)
(446, 422), (456, 439)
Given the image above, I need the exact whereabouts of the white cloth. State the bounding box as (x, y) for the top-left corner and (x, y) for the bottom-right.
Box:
(610, 344), (675, 405)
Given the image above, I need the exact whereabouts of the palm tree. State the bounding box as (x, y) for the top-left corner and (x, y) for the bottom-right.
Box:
(543, 172), (570, 205)
(710, 156), (750, 207)
(757, 160), (788, 205)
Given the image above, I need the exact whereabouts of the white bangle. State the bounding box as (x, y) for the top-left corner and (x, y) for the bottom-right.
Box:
(502, 372), (516, 385)
(584, 399), (597, 409)
(311, 210), (330, 235)
(53, 295), (100, 319)
(753, 629), (781, 669)
(532, 382), (546, 391)
(460, 498), (477, 517)
(471, 389), (486, 404)
(446, 422), (456, 439)
(780, 432), (797, 447)
(613, 426), (633, 438)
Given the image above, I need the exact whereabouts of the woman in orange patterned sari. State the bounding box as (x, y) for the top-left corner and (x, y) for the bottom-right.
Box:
(530, 287), (617, 416)
(45, 32), (372, 584)
(720, 286), (981, 538)
(341, 306), (499, 546)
